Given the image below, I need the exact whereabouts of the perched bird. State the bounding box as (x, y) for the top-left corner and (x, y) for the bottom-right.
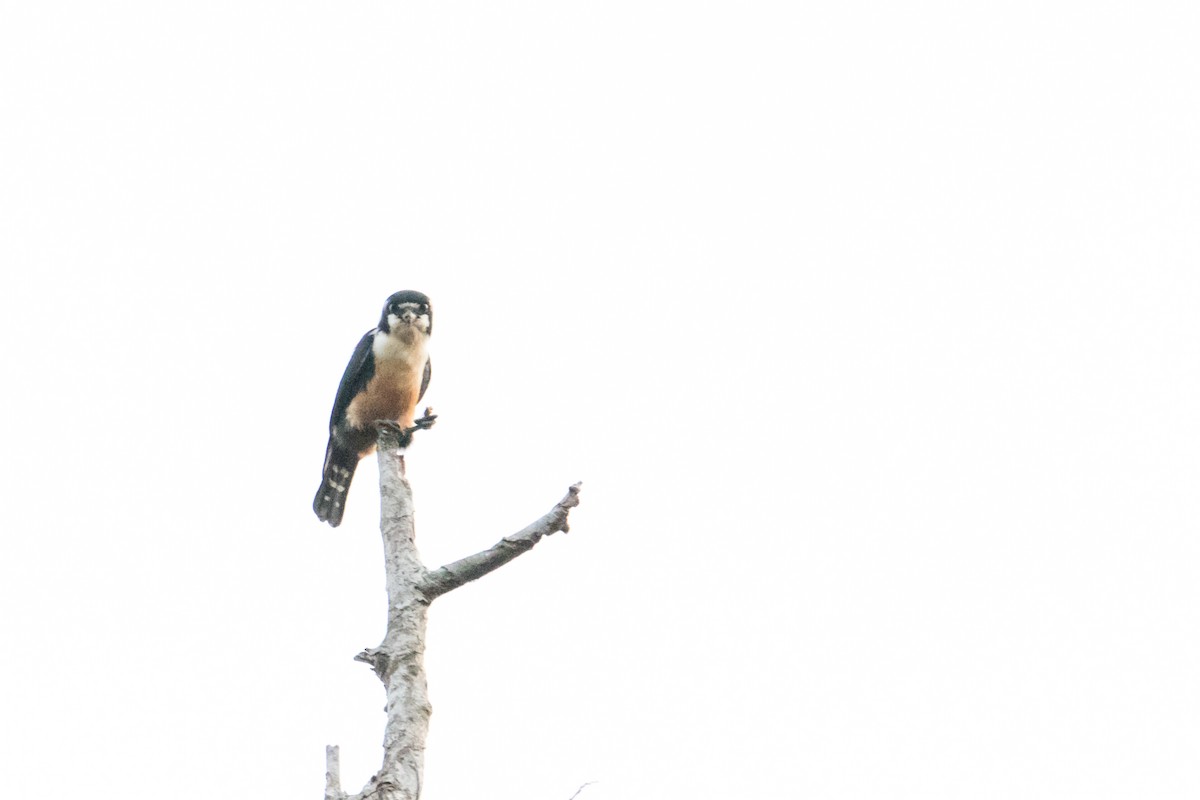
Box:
(314, 290), (433, 527)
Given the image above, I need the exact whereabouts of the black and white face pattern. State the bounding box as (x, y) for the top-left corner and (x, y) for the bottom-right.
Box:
(379, 291), (432, 335)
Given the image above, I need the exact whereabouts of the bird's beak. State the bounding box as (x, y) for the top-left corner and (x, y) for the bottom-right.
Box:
(401, 310), (416, 323)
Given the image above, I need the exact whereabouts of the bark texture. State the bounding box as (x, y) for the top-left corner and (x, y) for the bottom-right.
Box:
(324, 427), (582, 800)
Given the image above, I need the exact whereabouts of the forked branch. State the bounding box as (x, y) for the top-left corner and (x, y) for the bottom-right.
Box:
(324, 423), (584, 800)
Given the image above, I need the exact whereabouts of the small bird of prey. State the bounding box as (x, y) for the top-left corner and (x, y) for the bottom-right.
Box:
(314, 291), (433, 527)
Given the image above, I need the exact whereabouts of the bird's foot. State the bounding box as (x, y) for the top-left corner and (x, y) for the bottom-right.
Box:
(375, 408), (437, 448)
(374, 419), (414, 448)
(411, 407), (437, 430)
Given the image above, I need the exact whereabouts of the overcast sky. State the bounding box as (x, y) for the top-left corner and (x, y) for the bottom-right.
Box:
(3, 2), (1199, 798)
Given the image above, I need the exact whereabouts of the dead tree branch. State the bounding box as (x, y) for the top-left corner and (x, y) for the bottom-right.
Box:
(324, 425), (583, 800)
(567, 781), (597, 800)
(421, 482), (582, 599)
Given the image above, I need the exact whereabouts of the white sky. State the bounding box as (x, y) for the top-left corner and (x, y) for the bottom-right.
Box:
(2, 2), (1199, 798)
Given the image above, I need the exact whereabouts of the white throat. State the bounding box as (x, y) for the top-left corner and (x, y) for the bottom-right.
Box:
(373, 327), (428, 369)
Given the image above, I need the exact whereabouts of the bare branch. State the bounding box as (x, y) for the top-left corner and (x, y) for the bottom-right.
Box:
(353, 647), (390, 679)
(420, 482), (583, 598)
(325, 746), (344, 800)
(567, 781), (597, 800)
(324, 420), (584, 799)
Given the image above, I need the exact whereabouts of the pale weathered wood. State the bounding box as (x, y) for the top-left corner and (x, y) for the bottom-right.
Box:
(421, 482), (582, 599)
(324, 427), (582, 800)
(325, 746), (342, 800)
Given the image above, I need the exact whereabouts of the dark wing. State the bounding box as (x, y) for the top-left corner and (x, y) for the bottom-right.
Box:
(328, 329), (378, 430)
(417, 358), (432, 403)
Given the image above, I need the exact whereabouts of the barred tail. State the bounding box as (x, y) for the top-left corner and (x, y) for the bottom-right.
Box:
(314, 445), (359, 527)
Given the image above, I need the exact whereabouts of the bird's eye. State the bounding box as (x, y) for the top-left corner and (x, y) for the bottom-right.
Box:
(419, 304), (428, 314)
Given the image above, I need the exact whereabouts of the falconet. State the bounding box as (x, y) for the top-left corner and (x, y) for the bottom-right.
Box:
(314, 291), (433, 527)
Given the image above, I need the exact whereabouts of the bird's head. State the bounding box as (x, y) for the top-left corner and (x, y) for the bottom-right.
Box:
(379, 290), (433, 337)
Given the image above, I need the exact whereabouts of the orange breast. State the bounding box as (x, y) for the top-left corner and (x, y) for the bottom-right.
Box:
(345, 360), (422, 432)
